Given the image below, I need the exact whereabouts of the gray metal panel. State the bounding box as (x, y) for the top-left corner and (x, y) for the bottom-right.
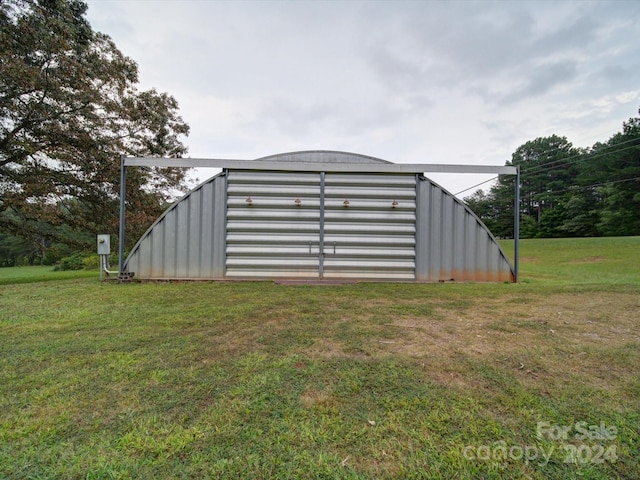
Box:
(225, 170), (321, 278)
(163, 204), (177, 277)
(415, 177), (514, 282)
(187, 187), (202, 276)
(175, 197), (189, 277)
(199, 180), (214, 276)
(225, 170), (417, 280)
(212, 174), (227, 277)
(323, 172), (416, 280)
(124, 172), (227, 279)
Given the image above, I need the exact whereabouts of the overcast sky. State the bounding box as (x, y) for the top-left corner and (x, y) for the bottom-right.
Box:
(85, 0), (640, 196)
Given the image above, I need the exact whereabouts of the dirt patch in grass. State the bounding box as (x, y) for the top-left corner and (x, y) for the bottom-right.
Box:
(305, 337), (350, 359)
(381, 292), (638, 351)
(300, 386), (337, 409)
(570, 256), (607, 263)
(378, 292), (639, 393)
(295, 291), (639, 398)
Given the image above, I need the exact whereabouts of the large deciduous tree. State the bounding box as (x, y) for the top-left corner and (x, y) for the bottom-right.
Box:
(1, 0), (190, 258)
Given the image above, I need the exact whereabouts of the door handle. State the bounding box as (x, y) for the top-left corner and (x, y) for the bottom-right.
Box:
(323, 242), (336, 255)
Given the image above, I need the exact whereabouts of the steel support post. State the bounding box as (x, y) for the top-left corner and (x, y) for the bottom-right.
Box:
(514, 165), (521, 283)
(118, 157), (126, 277)
(318, 171), (326, 279)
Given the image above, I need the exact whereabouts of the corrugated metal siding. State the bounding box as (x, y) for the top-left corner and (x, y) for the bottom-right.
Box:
(225, 170), (321, 278)
(124, 172), (227, 279)
(323, 173), (416, 280)
(225, 170), (416, 280)
(415, 177), (514, 282)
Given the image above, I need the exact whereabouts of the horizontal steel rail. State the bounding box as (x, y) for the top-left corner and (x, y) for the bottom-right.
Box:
(123, 156), (517, 175)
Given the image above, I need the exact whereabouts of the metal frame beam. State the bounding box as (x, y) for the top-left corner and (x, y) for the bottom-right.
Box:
(123, 156), (517, 175)
(118, 157), (126, 276)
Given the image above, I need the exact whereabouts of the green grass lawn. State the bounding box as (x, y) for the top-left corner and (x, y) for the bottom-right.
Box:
(1, 237), (639, 479)
(500, 236), (640, 286)
(0, 265), (95, 286)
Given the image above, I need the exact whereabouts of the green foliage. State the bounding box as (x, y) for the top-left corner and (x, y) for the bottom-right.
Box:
(0, 0), (190, 257)
(54, 252), (85, 271)
(82, 254), (100, 270)
(465, 109), (640, 238)
(49, 252), (101, 271)
(0, 232), (33, 266)
(40, 243), (73, 266)
(556, 193), (600, 237)
(518, 215), (538, 239)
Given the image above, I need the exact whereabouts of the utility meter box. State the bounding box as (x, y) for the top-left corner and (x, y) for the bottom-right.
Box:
(97, 234), (110, 255)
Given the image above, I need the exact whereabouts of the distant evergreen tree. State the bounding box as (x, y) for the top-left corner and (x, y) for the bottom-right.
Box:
(465, 108), (640, 238)
(587, 111), (640, 236)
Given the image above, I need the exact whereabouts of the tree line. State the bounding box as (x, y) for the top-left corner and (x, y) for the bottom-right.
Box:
(464, 110), (640, 239)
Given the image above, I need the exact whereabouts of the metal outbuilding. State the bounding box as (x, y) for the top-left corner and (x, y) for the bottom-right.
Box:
(122, 151), (517, 282)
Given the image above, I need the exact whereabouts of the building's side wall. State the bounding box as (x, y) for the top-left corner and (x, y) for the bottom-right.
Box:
(125, 173), (227, 279)
(415, 177), (514, 282)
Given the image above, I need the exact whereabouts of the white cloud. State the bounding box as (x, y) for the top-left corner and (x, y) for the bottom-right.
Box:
(85, 0), (640, 196)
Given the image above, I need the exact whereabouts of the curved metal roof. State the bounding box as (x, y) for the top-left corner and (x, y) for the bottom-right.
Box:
(255, 150), (392, 164)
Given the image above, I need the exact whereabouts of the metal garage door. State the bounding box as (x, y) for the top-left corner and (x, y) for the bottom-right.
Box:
(323, 173), (416, 280)
(225, 170), (416, 280)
